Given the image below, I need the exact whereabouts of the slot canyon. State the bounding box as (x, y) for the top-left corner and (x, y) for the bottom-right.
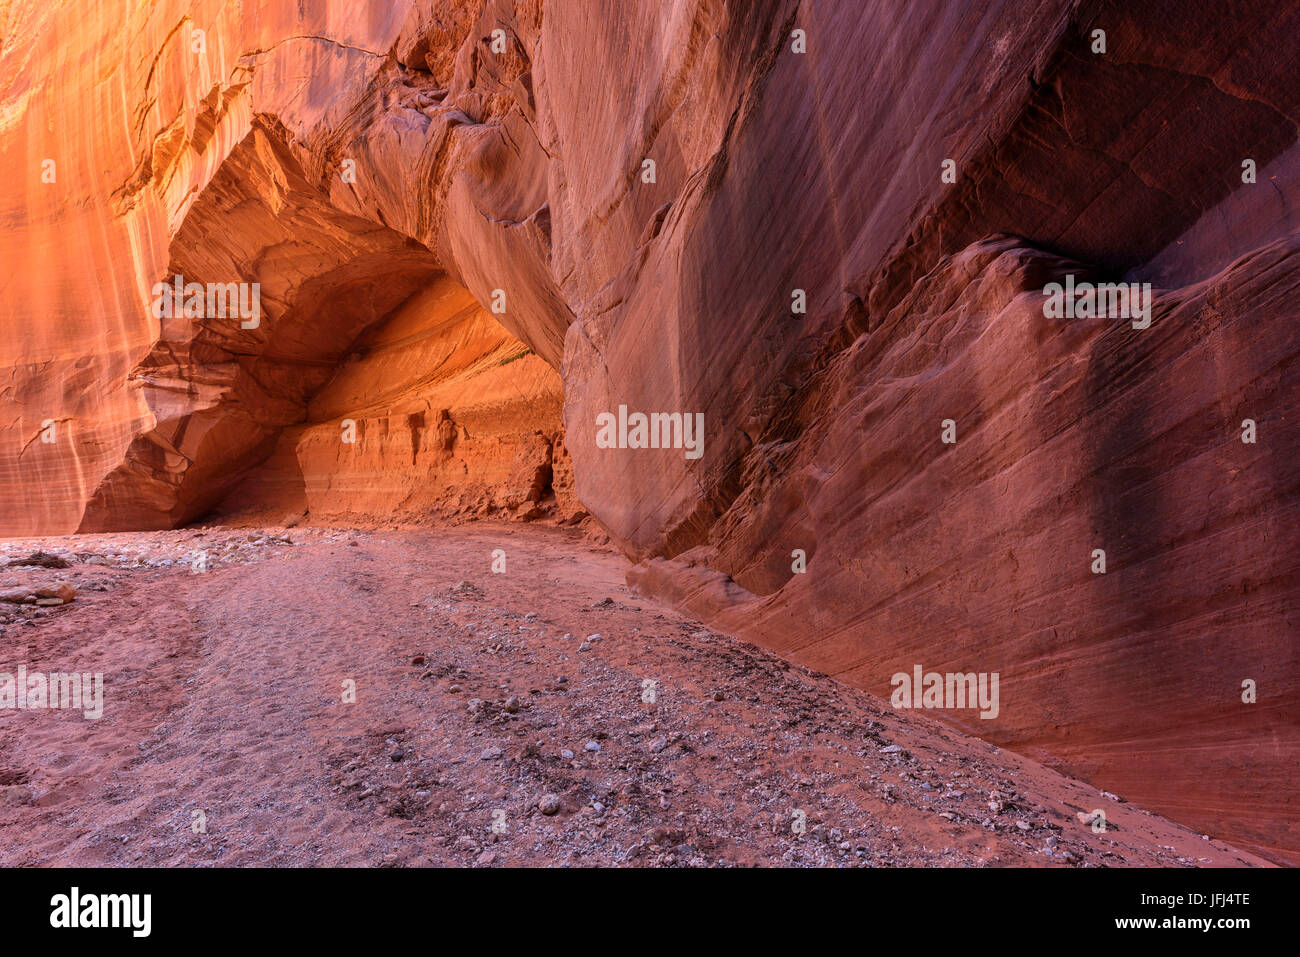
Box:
(0, 0), (1296, 869)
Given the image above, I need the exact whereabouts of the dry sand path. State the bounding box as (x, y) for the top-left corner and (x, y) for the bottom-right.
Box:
(0, 525), (1270, 866)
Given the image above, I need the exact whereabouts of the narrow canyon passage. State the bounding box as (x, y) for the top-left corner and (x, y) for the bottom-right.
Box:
(0, 526), (1268, 867)
(0, 0), (1295, 877)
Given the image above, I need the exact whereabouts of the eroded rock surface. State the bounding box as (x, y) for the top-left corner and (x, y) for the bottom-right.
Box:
(1, 1), (1296, 861)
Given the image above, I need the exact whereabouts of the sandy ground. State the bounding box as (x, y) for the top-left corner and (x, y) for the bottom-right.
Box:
(0, 524), (1271, 867)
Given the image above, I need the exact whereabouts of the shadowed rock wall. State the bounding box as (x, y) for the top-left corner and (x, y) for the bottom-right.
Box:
(0, 0), (1295, 860)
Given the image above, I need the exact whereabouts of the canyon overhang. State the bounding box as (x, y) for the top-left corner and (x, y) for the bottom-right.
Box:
(0, 0), (1296, 862)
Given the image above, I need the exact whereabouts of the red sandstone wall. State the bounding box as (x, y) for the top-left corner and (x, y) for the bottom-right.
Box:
(0, 0), (1296, 861)
(218, 276), (576, 526)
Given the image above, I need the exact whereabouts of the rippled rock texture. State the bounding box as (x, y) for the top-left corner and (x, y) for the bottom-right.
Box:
(1, 1), (1296, 861)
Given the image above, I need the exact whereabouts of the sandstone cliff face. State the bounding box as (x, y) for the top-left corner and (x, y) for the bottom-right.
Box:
(219, 275), (574, 527)
(1, 1), (1296, 860)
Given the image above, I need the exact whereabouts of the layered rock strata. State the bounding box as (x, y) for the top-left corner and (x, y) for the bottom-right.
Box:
(0, 0), (1296, 860)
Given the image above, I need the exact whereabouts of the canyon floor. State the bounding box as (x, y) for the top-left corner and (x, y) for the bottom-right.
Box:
(0, 524), (1270, 867)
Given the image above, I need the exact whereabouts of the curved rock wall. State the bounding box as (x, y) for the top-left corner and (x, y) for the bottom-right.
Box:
(1, 0), (1296, 860)
(218, 274), (574, 527)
